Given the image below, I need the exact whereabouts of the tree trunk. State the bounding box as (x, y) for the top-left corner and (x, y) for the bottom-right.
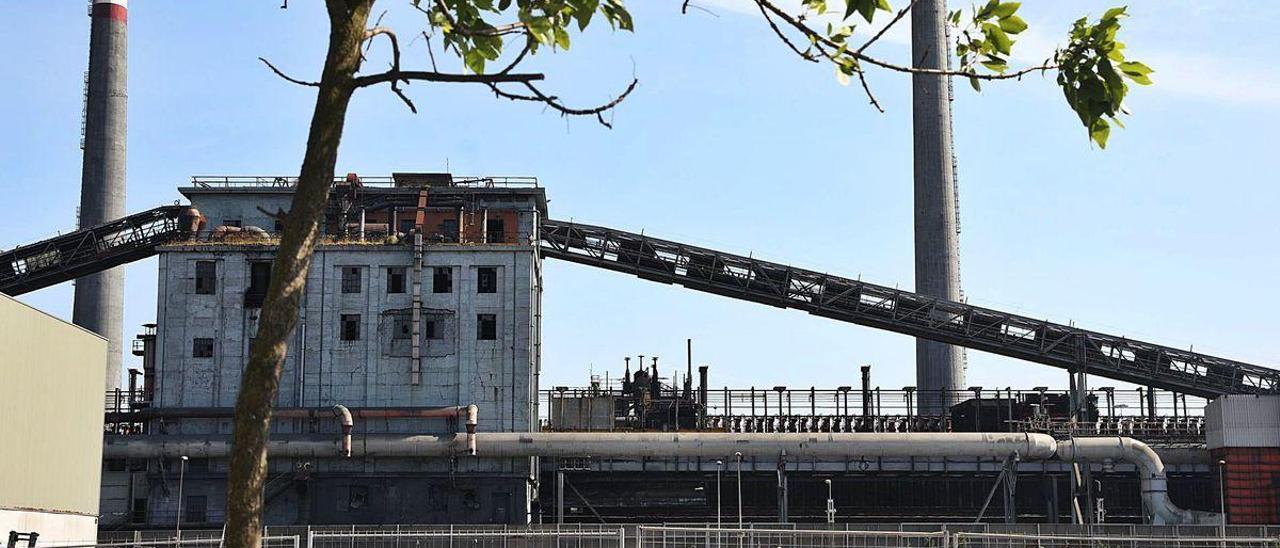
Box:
(223, 2), (372, 548)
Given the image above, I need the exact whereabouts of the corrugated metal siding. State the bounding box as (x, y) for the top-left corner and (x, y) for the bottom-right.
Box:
(0, 293), (107, 515)
(1205, 395), (1280, 449)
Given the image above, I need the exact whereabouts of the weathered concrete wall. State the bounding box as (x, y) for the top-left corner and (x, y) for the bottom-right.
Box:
(131, 186), (543, 525)
(0, 293), (106, 540)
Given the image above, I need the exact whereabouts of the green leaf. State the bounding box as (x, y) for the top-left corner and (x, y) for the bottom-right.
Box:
(1118, 60), (1154, 85)
(992, 2), (1020, 18)
(1102, 6), (1127, 21)
(983, 23), (1013, 55)
(464, 48), (486, 74)
(554, 25), (571, 50)
(1090, 118), (1111, 148)
(981, 60), (1008, 73)
(999, 15), (1027, 34)
(969, 74), (982, 92)
(835, 64), (851, 86)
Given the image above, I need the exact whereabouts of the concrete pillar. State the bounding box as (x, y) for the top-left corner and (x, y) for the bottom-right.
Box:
(911, 0), (965, 413)
(74, 0), (128, 390)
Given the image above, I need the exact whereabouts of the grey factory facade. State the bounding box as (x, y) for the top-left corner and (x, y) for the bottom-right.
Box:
(101, 174), (545, 526)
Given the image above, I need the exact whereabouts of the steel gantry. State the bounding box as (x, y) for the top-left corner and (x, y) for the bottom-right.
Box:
(3, 205), (1276, 399)
(538, 219), (1279, 398)
(0, 205), (196, 296)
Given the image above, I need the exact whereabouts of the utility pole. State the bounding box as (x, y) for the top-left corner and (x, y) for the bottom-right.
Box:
(912, 0), (966, 413)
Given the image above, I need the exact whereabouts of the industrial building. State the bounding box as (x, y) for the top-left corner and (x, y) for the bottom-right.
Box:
(0, 293), (107, 543)
(100, 174), (544, 525)
(3, 173), (1275, 530)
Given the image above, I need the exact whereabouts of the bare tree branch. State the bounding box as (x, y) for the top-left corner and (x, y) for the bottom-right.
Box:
(857, 0), (914, 54)
(487, 78), (638, 129)
(756, 0), (818, 63)
(258, 57), (320, 87)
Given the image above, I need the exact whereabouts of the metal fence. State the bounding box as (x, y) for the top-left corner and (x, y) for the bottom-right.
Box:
(50, 535), (300, 548)
(635, 526), (947, 548)
(951, 532), (1280, 548)
(304, 526), (625, 548)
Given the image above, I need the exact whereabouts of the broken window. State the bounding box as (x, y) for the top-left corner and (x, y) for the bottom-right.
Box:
(477, 267), (498, 294)
(194, 260), (217, 295)
(347, 485), (369, 510)
(386, 267), (406, 294)
(192, 338), (214, 358)
(486, 218), (506, 243)
(440, 218), (459, 242)
(341, 266), (362, 294)
(245, 261), (272, 308)
(392, 316), (411, 340)
(341, 314), (361, 341)
(432, 267), (452, 293)
(477, 314), (497, 340)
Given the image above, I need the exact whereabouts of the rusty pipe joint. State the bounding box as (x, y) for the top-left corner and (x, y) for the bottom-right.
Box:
(332, 405), (353, 457)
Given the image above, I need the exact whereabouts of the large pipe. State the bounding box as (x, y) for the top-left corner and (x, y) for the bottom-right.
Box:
(102, 432), (1211, 524)
(75, 0), (129, 390)
(1056, 437), (1216, 525)
(105, 431), (1056, 460)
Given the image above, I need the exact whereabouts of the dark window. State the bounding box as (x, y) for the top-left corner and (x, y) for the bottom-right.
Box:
(348, 485), (369, 510)
(222, 219), (242, 228)
(341, 314), (361, 341)
(186, 458), (209, 472)
(106, 459), (126, 472)
(246, 261), (272, 308)
(193, 338), (214, 358)
(440, 219), (459, 242)
(185, 495), (207, 523)
(392, 317), (411, 340)
(425, 319), (439, 340)
(486, 218), (505, 243)
(398, 218), (415, 234)
(341, 267), (362, 294)
(432, 267), (452, 293)
(273, 219), (284, 233)
(130, 498), (147, 524)
(386, 267), (406, 294)
(194, 261), (217, 294)
(477, 314), (497, 340)
(477, 267), (498, 294)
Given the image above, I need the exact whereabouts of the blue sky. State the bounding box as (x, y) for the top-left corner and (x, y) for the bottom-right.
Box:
(2, 1), (1277, 395)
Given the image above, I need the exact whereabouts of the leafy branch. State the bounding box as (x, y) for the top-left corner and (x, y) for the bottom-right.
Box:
(264, 0), (639, 126)
(733, 0), (1153, 147)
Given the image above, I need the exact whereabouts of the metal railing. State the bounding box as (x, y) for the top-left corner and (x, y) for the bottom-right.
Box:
(58, 535), (300, 548)
(188, 175), (539, 189)
(306, 526), (624, 548)
(636, 526), (947, 548)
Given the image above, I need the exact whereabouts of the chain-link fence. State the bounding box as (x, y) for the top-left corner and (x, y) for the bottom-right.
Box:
(635, 526), (948, 548)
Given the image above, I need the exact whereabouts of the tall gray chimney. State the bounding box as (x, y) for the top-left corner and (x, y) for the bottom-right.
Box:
(911, 0), (965, 413)
(74, 0), (128, 390)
